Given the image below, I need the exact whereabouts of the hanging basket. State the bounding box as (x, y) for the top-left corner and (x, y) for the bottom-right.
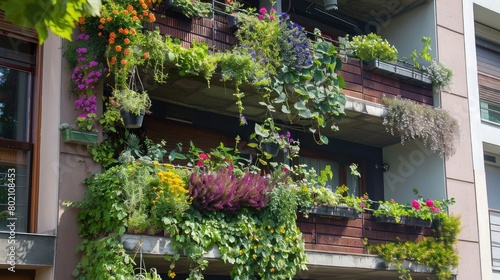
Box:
(261, 142), (279, 157)
(121, 109), (145, 129)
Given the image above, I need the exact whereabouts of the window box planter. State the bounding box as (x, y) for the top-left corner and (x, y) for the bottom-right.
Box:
(374, 215), (432, 228)
(61, 128), (98, 145)
(310, 205), (361, 219)
(368, 59), (432, 85)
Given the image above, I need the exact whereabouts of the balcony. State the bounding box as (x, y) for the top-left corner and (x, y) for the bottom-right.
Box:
(120, 212), (438, 279)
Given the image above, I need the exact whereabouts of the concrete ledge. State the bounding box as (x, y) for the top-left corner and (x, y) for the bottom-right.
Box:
(0, 232), (56, 266)
(345, 96), (387, 118)
(121, 234), (444, 276)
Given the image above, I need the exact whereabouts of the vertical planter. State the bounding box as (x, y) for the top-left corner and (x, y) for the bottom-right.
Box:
(121, 109), (145, 129)
(61, 128), (98, 145)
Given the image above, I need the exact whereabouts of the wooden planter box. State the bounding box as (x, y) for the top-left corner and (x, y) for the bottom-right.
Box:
(61, 129), (98, 145)
(310, 205), (361, 219)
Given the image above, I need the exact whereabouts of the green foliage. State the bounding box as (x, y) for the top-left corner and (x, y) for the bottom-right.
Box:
(169, 38), (217, 85)
(87, 136), (122, 169)
(349, 33), (399, 62)
(367, 215), (461, 280)
(0, 0), (101, 44)
(171, 0), (213, 18)
(112, 88), (151, 116)
(72, 236), (134, 280)
(383, 97), (461, 158)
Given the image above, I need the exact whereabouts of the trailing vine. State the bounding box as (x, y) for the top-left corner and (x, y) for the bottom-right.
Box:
(367, 214), (461, 280)
(382, 97), (460, 158)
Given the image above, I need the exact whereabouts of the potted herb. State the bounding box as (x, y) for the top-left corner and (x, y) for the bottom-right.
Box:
(112, 88), (151, 129)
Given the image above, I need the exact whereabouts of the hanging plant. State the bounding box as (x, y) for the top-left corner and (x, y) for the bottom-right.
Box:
(382, 97), (460, 158)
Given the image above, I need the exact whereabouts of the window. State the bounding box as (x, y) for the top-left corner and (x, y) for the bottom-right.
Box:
(0, 34), (36, 233)
(298, 152), (363, 196)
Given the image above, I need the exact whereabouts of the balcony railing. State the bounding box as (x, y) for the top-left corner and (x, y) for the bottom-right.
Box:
(145, 3), (434, 107)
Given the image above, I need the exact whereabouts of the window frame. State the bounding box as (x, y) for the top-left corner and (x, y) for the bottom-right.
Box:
(0, 32), (40, 233)
(297, 149), (367, 195)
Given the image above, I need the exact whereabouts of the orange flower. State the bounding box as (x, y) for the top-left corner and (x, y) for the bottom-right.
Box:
(78, 17), (85, 24)
(143, 11), (149, 16)
(149, 13), (156, 22)
(121, 59), (127, 65)
(109, 32), (117, 39)
(133, 16), (139, 21)
(115, 45), (122, 52)
(118, 28), (124, 33)
(139, 15), (144, 20)
(98, 24), (103, 29)
(141, 3), (148, 9)
(127, 4), (134, 11)
(130, 28), (136, 35)
(143, 52), (150, 59)
(124, 48), (130, 55)
(112, 9), (119, 14)
(109, 38), (115, 44)
(124, 38), (130, 45)
(106, 16), (112, 22)
(110, 57), (116, 64)
(98, 32), (102, 37)
(123, 10), (128, 15)
(123, 28), (129, 35)
(99, 17), (105, 24)
(132, 10), (137, 16)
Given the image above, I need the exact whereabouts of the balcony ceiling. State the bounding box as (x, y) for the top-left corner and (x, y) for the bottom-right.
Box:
(293, 0), (430, 35)
(145, 71), (401, 148)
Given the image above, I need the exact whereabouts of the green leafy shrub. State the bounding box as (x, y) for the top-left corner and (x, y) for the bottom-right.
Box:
(349, 33), (399, 62)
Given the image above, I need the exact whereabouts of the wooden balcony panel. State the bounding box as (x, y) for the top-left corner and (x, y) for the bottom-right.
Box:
(297, 213), (434, 255)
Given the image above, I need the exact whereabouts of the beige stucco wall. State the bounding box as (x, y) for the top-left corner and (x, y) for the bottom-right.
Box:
(436, 0), (482, 279)
(52, 39), (103, 279)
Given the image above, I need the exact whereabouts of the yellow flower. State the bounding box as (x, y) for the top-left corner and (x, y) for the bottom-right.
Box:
(271, 255), (275, 260)
(252, 254), (257, 259)
(270, 268), (275, 273)
(274, 247), (278, 252)
(239, 250), (243, 255)
(168, 271), (176, 278)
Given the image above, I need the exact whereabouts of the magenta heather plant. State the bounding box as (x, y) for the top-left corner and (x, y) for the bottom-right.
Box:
(189, 167), (271, 211)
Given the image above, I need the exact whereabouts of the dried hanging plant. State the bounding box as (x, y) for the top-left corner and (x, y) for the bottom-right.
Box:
(383, 97), (460, 158)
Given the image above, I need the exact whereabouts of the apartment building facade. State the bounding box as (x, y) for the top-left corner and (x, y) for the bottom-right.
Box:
(0, 0), (492, 279)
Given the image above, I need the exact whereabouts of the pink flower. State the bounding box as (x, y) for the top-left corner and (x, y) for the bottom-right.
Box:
(259, 7), (267, 14)
(431, 207), (441, 213)
(199, 153), (208, 160)
(196, 161), (204, 167)
(228, 165), (233, 172)
(411, 199), (421, 210)
(258, 14), (265, 20)
(426, 199), (434, 207)
(359, 203), (366, 208)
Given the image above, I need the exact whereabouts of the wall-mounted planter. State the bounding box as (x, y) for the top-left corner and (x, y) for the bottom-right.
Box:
(227, 15), (240, 32)
(310, 205), (361, 219)
(374, 215), (432, 228)
(368, 59), (432, 85)
(61, 128), (98, 145)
